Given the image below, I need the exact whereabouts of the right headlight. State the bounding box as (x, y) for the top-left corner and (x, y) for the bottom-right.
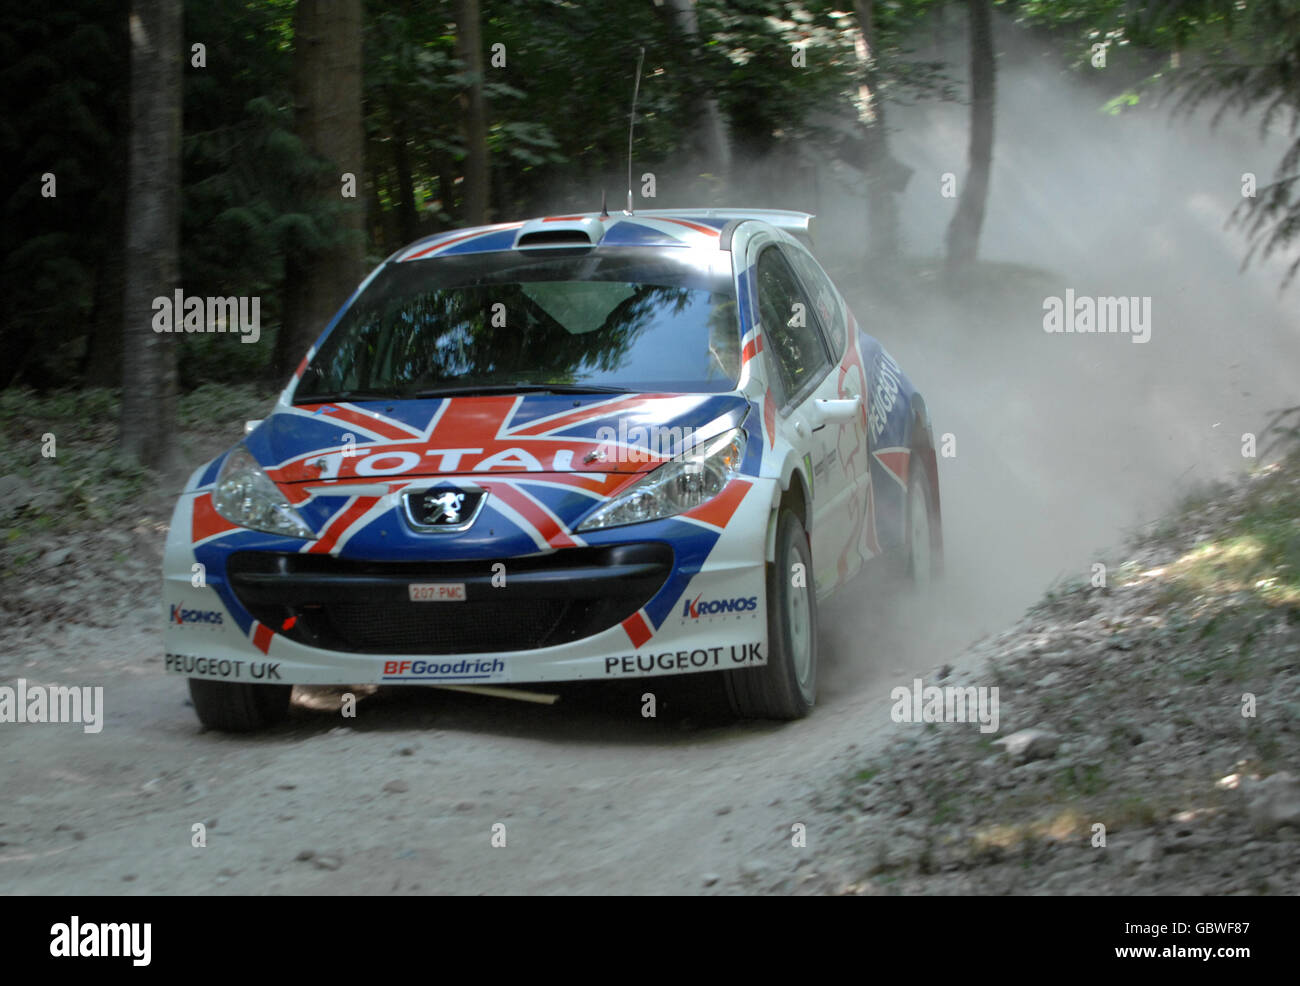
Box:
(576, 427), (746, 531)
(212, 446), (315, 540)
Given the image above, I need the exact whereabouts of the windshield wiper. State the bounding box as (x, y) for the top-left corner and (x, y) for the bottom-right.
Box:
(413, 383), (630, 398)
(292, 389), (410, 406)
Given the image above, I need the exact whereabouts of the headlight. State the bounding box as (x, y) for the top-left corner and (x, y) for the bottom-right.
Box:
(212, 446), (315, 539)
(577, 428), (746, 531)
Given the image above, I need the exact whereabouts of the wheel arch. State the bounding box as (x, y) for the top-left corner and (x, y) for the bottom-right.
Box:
(765, 459), (812, 562)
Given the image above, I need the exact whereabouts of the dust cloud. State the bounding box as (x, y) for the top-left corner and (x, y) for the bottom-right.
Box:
(818, 25), (1300, 693)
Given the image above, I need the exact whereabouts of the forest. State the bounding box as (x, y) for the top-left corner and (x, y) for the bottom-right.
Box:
(5, 0), (1298, 470)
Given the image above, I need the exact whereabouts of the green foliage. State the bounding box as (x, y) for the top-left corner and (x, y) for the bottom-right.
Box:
(1020, 0), (1300, 287)
(4, 0), (967, 394)
(0, 1), (125, 388)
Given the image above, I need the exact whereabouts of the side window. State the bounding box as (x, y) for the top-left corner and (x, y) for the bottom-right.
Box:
(785, 246), (847, 355)
(755, 246), (830, 403)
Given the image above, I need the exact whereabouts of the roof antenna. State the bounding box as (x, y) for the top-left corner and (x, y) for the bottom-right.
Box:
(599, 189), (608, 219)
(625, 46), (646, 216)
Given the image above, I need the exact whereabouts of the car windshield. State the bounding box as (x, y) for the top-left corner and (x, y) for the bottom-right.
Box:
(295, 247), (741, 401)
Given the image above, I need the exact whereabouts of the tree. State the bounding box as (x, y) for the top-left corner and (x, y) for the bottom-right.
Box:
(275, 0), (366, 379)
(854, 0), (912, 258)
(456, 0), (490, 225)
(945, 0), (996, 271)
(663, 0), (732, 183)
(121, 0), (182, 471)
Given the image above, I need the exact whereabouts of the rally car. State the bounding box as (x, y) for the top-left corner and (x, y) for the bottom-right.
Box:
(163, 208), (942, 730)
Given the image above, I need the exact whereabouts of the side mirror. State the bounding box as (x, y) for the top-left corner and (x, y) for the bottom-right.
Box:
(244, 419), (262, 435)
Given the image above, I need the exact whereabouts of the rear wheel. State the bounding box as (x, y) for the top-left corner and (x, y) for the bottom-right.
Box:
(906, 451), (942, 586)
(188, 678), (291, 732)
(724, 508), (818, 720)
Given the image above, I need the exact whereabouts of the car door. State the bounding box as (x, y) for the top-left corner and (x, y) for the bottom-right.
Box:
(752, 243), (856, 594)
(781, 243), (870, 579)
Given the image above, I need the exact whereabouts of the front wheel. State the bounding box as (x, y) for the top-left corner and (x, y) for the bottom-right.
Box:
(724, 508), (818, 720)
(188, 678), (291, 732)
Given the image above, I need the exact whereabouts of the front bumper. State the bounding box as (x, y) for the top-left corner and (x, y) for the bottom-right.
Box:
(162, 476), (776, 686)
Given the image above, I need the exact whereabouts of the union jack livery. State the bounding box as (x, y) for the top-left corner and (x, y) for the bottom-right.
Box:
(163, 208), (942, 730)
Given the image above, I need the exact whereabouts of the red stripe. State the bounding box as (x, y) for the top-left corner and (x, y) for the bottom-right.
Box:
(488, 484), (578, 548)
(680, 479), (752, 530)
(191, 493), (238, 544)
(764, 390), (776, 449)
(308, 496), (379, 554)
(402, 223), (524, 261)
(297, 404), (418, 441)
(657, 217), (721, 237)
(252, 622), (274, 655)
(509, 394), (670, 437)
(543, 215), (584, 222)
(622, 612), (653, 648)
(742, 334), (763, 364)
(873, 449), (910, 488)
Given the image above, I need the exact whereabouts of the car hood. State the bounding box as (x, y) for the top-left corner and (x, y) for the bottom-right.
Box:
(250, 392), (750, 484)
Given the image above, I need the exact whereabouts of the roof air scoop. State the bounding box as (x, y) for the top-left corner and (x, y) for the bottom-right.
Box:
(514, 215), (605, 249)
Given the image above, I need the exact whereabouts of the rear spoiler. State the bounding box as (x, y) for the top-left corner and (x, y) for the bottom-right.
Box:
(634, 208), (815, 247)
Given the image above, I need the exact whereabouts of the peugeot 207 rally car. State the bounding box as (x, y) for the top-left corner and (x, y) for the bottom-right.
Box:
(163, 208), (942, 731)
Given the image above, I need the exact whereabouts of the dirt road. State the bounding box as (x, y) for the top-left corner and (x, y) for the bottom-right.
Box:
(1, 577), (952, 895)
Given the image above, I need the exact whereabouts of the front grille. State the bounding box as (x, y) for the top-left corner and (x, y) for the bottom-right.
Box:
(327, 598), (573, 653)
(226, 544), (671, 655)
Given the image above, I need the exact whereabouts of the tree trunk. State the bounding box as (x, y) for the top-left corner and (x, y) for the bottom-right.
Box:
(455, 0), (489, 225)
(664, 0), (731, 183)
(120, 0), (181, 472)
(854, 0), (909, 259)
(274, 0), (365, 381)
(945, 0), (996, 271)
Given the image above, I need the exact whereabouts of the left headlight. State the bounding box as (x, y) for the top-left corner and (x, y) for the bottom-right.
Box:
(576, 427), (747, 532)
(212, 446), (315, 539)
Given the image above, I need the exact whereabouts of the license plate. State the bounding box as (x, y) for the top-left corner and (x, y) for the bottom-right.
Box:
(408, 582), (466, 602)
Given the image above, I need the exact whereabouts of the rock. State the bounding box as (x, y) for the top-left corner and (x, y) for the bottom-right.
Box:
(994, 729), (1061, 764)
(455, 800), (475, 812)
(0, 475), (36, 515)
(739, 859), (769, 882)
(1128, 836), (1161, 866)
(1140, 722), (1177, 745)
(382, 780), (409, 794)
(1246, 772), (1300, 832)
(702, 873), (720, 887)
(313, 854), (343, 871)
(295, 850), (315, 862)
(42, 547), (73, 568)
(715, 805), (732, 816)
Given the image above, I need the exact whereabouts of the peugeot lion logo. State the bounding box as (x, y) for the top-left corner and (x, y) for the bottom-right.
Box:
(404, 486), (485, 532)
(424, 491), (464, 523)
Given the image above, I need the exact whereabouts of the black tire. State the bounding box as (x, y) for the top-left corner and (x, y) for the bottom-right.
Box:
(188, 678), (291, 732)
(905, 449), (943, 585)
(724, 508), (818, 720)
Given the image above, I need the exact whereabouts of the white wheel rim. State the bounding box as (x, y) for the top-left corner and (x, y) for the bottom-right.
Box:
(909, 479), (932, 588)
(788, 542), (813, 688)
